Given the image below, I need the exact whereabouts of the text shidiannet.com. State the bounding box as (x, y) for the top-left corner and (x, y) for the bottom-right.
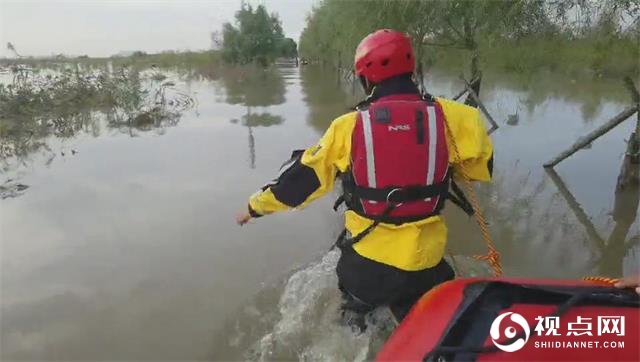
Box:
(532, 316), (626, 349)
(491, 313), (629, 353)
(534, 341), (625, 349)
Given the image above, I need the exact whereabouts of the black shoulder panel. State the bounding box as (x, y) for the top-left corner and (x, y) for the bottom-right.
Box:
(270, 151), (321, 207)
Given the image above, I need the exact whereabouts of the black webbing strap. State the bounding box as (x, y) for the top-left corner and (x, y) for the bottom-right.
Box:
(416, 109), (425, 144)
(448, 180), (474, 216)
(352, 178), (449, 204)
(333, 203), (397, 249)
(333, 195), (345, 211)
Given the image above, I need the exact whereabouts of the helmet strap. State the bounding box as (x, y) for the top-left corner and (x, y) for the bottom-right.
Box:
(359, 76), (375, 95)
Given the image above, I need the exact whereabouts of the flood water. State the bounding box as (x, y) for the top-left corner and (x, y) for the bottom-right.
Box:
(1, 64), (638, 360)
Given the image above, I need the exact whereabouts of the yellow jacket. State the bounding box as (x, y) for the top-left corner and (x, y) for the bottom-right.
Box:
(249, 97), (493, 271)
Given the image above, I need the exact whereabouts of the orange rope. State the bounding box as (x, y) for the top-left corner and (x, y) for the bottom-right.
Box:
(582, 276), (620, 286)
(442, 117), (619, 281)
(443, 117), (503, 277)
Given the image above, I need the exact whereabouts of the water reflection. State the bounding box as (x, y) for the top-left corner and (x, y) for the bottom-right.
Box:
(300, 66), (360, 133)
(221, 67), (286, 168)
(488, 71), (631, 123)
(546, 167), (639, 276)
(231, 112), (284, 168)
(219, 67), (286, 107)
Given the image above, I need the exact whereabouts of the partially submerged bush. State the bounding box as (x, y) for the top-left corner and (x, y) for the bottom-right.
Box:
(0, 64), (194, 165)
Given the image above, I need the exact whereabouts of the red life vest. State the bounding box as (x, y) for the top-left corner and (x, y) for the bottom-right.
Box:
(347, 94), (450, 222)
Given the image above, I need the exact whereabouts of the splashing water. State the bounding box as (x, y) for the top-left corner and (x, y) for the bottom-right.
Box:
(218, 250), (393, 361)
(250, 250), (396, 361)
(220, 251), (492, 361)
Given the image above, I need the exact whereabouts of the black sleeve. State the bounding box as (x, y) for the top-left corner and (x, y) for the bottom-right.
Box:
(248, 204), (263, 218)
(267, 150), (321, 208)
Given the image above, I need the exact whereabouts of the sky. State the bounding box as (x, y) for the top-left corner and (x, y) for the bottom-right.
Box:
(0, 0), (317, 57)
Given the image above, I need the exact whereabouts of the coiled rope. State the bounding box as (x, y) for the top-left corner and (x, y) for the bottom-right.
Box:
(582, 276), (620, 286)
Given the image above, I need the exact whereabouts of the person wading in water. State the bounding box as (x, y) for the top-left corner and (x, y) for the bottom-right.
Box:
(236, 29), (494, 330)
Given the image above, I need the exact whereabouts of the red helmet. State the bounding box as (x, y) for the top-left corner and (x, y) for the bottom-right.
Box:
(354, 29), (415, 84)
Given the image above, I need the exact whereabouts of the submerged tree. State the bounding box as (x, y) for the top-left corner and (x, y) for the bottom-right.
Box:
(221, 4), (290, 66)
(6, 42), (22, 58)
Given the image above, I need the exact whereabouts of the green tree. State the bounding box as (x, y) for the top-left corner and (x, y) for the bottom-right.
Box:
(299, 0), (553, 66)
(221, 4), (287, 66)
(280, 38), (298, 58)
(298, 0), (638, 78)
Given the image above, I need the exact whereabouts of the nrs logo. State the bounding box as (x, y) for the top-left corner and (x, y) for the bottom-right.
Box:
(388, 124), (411, 131)
(490, 312), (531, 352)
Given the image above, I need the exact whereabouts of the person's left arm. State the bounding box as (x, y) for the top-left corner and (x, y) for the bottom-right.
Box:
(437, 97), (493, 183)
(236, 112), (356, 225)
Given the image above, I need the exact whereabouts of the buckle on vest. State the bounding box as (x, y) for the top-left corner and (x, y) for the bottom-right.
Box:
(386, 188), (403, 204)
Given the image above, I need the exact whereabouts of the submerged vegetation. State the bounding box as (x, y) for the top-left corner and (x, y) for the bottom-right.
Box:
(1, 50), (224, 80)
(0, 63), (194, 169)
(299, 0), (639, 79)
(0, 19), (294, 174)
(111, 50), (222, 73)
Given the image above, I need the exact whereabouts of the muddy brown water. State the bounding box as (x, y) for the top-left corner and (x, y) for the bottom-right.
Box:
(1, 65), (638, 360)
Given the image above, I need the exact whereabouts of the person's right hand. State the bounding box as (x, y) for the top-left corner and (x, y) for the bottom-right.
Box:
(614, 275), (640, 295)
(235, 210), (252, 226)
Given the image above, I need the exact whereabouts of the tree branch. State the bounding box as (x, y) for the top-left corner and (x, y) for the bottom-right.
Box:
(421, 41), (467, 49)
(444, 16), (466, 42)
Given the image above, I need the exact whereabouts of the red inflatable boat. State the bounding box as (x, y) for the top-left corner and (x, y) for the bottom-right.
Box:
(377, 278), (639, 361)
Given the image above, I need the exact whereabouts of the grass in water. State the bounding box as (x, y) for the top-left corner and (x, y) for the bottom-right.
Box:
(0, 63), (194, 167)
